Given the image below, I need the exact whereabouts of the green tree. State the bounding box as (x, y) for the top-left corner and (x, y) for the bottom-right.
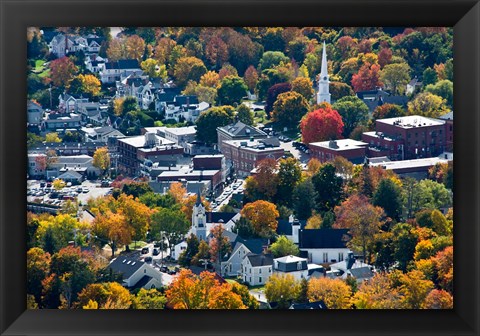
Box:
(195, 107), (234, 144)
(232, 217), (257, 239)
(372, 178), (403, 221)
(424, 79), (453, 107)
(311, 163), (343, 212)
(276, 157), (302, 206)
(380, 63), (411, 95)
(422, 67), (438, 86)
(291, 76), (314, 101)
(217, 76), (248, 106)
(151, 208), (190, 258)
(269, 236), (300, 258)
(391, 223), (419, 272)
(332, 96), (369, 137)
(133, 288), (167, 309)
(258, 51), (289, 70)
(271, 91), (309, 127)
(292, 178), (317, 220)
(236, 104), (254, 126)
(27, 247), (51, 305)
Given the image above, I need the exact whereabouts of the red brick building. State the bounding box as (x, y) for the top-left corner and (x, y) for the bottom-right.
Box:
(222, 138), (284, 177)
(217, 121), (267, 153)
(438, 112), (453, 152)
(309, 139), (368, 164)
(116, 132), (183, 176)
(362, 116), (446, 160)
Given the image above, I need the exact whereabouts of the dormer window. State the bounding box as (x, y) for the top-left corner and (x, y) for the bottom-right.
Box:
(297, 261), (302, 270)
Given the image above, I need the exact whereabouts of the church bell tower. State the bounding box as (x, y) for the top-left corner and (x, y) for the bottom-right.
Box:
(316, 41), (331, 105)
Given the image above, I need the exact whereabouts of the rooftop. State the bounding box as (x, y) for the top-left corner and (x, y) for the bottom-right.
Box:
(377, 115), (445, 128)
(164, 126), (197, 136)
(309, 139), (368, 151)
(369, 155), (452, 171)
(246, 253), (274, 267)
(274, 255), (307, 264)
(223, 138), (282, 152)
(108, 257), (145, 280)
(117, 134), (174, 149)
(218, 121), (267, 138)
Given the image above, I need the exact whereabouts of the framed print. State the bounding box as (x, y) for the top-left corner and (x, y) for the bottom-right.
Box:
(1, 0), (479, 335)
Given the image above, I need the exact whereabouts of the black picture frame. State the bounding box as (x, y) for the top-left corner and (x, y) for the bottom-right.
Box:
(1, 0), (479, 335)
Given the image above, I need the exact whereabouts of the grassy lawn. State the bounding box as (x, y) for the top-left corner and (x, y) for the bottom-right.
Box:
(32, 59), (50, 78)
(127, 241), (148, 250)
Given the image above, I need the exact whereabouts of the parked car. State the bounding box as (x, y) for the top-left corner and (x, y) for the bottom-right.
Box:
(40, 182), (46, 188)
(144, 256), (153, 263)
(141, 247), (149, 254)
(168, 270), (176, 275)
(153, 248), (160, 256)
(160, 266), (168, 273)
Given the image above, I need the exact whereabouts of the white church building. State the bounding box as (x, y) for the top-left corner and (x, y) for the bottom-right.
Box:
(316, 41), (331, 105)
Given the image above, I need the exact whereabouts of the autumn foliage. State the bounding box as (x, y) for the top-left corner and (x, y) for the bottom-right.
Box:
(241, 200), (279, 238)
(300, 107), (344, 144)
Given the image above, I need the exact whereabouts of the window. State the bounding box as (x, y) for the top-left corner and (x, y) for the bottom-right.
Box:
(259, 277), (262, 283)
(339, 252), (344, 262)
(259, 268), (262, 274)
(323, 253), (328, 263)
(249, 277), (252, 283)
(144, 269), (146, 273)
(297, 261), (302, 270)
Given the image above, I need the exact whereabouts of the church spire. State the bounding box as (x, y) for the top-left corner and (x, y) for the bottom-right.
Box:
(316, 41), (331, 105)
(195, 189), (202, 206)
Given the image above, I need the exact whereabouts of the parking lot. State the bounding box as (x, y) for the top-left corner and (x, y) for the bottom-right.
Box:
(27, 179), (112, 206)
(279, 140), (310, 163)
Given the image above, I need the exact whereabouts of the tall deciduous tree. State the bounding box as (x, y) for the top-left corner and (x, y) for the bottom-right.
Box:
(334, 194), (384, 262)
(236, 104), (254, 126)
(424, 79), (453, 107)
(241, 200), (279, 238)
(243, 65), (259, 93)
(276, 157), (302, 206)
(407, 92), (449, 118)
(291, 76), (314, 101)
(265, 273), (300, 309)
(300, 107), (344, 144)
(93, 211), (132, 258)
(217, 76), (248, 106)
(352, 272), (404, 309)
(76, 282), (133, 309)
(50, 57), (77, 88)
(173, 56), (207, 88)
(311, 163), (343, 212)
(209, 224), (232, 265)
(195, 107), (234, 144)
(271, 91), (309, 127)
(292, 178), (317, 220)
(93, 147), (110, 176)
(332, 96), (369, 138)
(380, 62), (411, 95)
(351, 63), (382, 92)
(372, 103), (406, 120)
(150, 208), (190, 257)
(307, 277), (352, 309)
(372, 178), (403, 221)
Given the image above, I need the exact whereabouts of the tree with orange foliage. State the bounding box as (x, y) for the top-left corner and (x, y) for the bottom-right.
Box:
(300, 107), (344, 144)
(241, 200), (279, 238)
(180, 194), (210, 221)
(169, 182), (187, 203)
(334, 194), (384, 262)
(307, 277), (352, 309)
(243, 65), (259, 93)
(423, 289), (453, 309)
(252, 158), (279, 201)
(116, 194), (152, 248)
(351, 63), (382, 92)
(352, 272), (404, 309)
(76, 282), (133, 309)
(432, 246), (453, 293)
(92, 211), (132, 259)
(166, 269), (246, 309)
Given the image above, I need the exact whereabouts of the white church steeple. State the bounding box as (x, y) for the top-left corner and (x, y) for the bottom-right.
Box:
(191, 190), (207, 240)
(316, 41), (331, 105)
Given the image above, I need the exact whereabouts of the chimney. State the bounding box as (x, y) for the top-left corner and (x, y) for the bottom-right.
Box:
(346, 252), (355, 270)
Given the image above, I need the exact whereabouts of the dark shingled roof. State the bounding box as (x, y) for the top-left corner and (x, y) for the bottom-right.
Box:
(246, 253), (274, 267)
(289, 300), (328, 309)
(175, 95), (199, 105)
(105, 59), (140, 70)
(206, 212), (236, 224)
(240, 238), (268, 254)
(218, 121), (267, 138)
(277, 220), (292, 236)
(350, 267), (374, 279)
(108, 257), (145, 280)
(131, 275), (153, 290)
(299, 229), (350, 249)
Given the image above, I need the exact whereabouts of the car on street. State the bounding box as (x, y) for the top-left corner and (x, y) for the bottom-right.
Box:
(144, 256), (153, 263)
(153, 248), (160, 256)
(141, 247), (149, 254)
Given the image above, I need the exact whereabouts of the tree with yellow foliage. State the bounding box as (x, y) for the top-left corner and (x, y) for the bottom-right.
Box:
(307, 277), (352, 309)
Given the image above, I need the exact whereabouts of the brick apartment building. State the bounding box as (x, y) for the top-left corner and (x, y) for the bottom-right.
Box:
(309, 139), (369, 164)
(116, 132), (183, 176)
(221, 138), (285, 177)
(217, 121), (267, 153)
(438, 111), (453, 152)
(362, 115), (447, 160)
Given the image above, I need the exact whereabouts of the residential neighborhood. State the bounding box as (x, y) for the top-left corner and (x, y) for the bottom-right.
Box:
(27, 27), (453, 310)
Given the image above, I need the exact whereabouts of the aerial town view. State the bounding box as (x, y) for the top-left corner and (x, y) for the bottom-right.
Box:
(26, 27), (453, 310)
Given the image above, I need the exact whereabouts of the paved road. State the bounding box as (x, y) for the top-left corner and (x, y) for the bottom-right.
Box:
(279, 140), (310, 163)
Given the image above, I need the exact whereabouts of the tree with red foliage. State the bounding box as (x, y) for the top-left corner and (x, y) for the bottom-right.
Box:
(351, 63), (382, 92)
(300, 107), (344, 144)
(378, 47), (393, 68)
(265, 82), (291, 115)
(50, 56), (78, 88)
